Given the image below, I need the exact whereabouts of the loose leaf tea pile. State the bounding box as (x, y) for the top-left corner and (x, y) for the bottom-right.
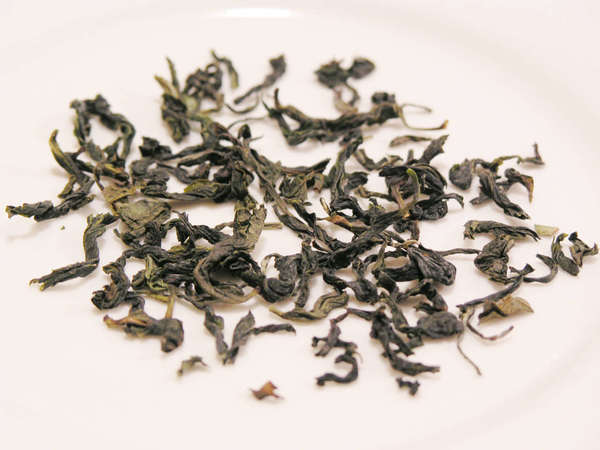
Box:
(6, 51), (598, 396)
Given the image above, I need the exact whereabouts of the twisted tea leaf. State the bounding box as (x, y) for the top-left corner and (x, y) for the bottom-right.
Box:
(316, 349), (359, 386)
(396, 378), (420, 395)
(104, 307), (184, 353)
(473, 168), (530, 219)
(414, 312), (464, 339)
(312, 316), (357, 357)
(463, 220), (539, 240)
(552, 233), (579, 276)
(234, 55), (286, 105)
(204, 306), (228, 356)
(568, 232), (598, 267)
(6, 131), (95, 222)
(474, 236), (515, 283)
(30, 213), (117, 290)
(270, 291), (349, 321)
(223, 311), (295, 364)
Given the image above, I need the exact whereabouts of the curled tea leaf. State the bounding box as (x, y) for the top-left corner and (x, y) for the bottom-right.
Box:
(463, 220), (539, 240)
(251, 381), (281, 400)
(568, 232), (598, 267)
(316, 349), (359, 386)
(552, 233), (579, 276)
(104, 307), (184, 353)
(177, 356), (207, 376)
(30, 213), (117, 290)
(234, 55), (286, 105)
(396, 377), (420, 396)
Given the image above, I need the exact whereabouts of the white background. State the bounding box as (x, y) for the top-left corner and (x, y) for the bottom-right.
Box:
(1, 1), (599, 449)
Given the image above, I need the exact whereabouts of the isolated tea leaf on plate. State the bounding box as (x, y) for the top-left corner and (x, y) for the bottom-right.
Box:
(251, 381), (281, 400)
(177, 356), (207, 376)
(396, 377), (420, 395)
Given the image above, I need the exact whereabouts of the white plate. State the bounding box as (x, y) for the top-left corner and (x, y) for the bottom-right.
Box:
(1, 1), (599, 449)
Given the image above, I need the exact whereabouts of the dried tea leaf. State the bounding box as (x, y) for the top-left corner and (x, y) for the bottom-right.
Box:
(502, 168), (534, 202)
(104, 307), (184, 353)
(523, 254), (558, 284)
(251, 381), (281, 400)
(568, 232), (598, 267)
(316, 349), (359, 386)
(115, 199), (171, 230)
(270, 292), (349, 321)
(204, 306), (228, 356)
(474, 236), (515, 283)
(479, 295), (534, 322)
(234, 55), (286, 104)
(463, 220), (539, 240)
(415, 312), (464, 339)
(211, 50), (239, 89)
(473, 168), (530, 219)
(449, 159), (473, 190)
(389, 135), (432, 148)
(177, 356), (207, 376)
(396, 377), (420, 395)
(6, 131), (94, 222)
(535, 224), (559, 237)
(312, 315), (357, 357)
(552, 233), (579, 276)
(223, 311), (295, 364)
(91, 258), (130, 309)
(315, 57), (375, 111)
(30, 213), (117, 290)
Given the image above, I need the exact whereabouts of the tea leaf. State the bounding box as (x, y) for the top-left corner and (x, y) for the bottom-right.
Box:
(251, 381), (281, 400)
(479, 295), (534, 322)
(177, 356), (207, 376)
(234, 55), (286, 105)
